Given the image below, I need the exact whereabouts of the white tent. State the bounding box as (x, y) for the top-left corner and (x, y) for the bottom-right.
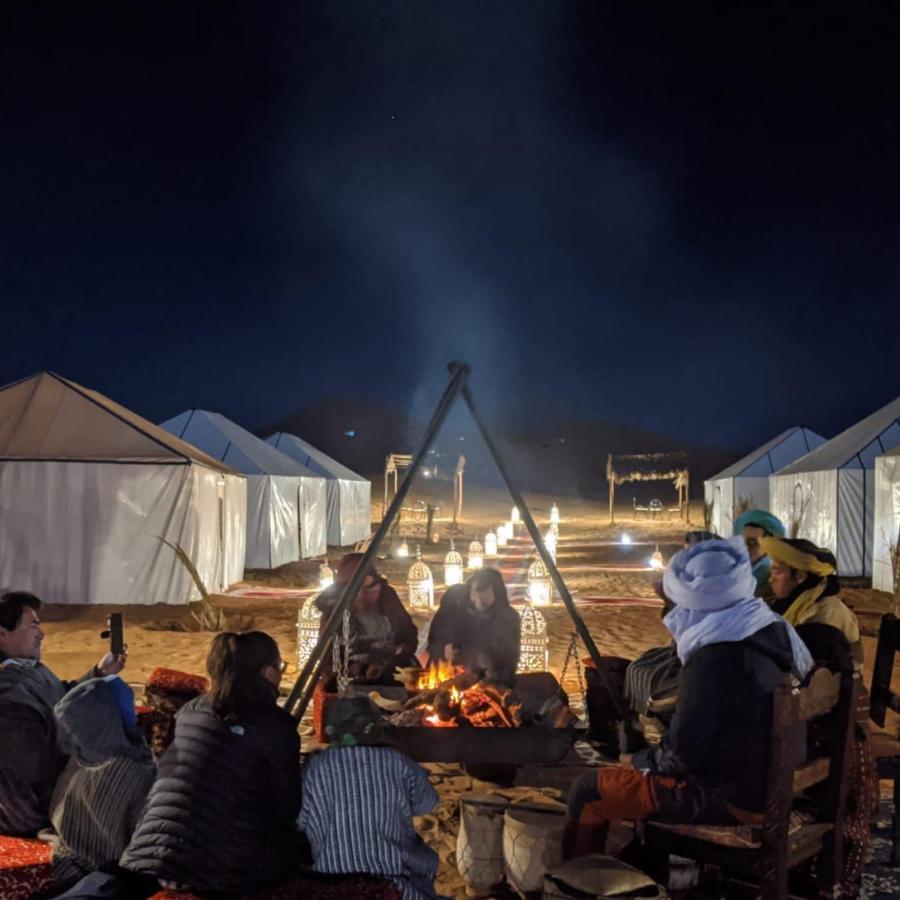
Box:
(266, 432), (371, 546)
(704, 427), (826, 537)
(161, 411), (327, 567)
(770, 395), (900, 576)
(0, 372), (246, 605)
(873, 446), (900, 593)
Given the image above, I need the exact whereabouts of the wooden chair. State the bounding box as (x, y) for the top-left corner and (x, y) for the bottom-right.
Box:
(869, 611), (900, 866)
(644, 668), (856, 899)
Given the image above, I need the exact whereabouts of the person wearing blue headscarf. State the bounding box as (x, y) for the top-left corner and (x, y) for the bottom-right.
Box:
(733, 508), (786, 598)
(564, 538), (813, 859)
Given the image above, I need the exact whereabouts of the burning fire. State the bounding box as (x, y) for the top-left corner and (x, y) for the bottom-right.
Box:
(416, 660), (462, 691)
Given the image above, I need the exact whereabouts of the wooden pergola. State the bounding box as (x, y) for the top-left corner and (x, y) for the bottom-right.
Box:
(606, 451), (690, 524)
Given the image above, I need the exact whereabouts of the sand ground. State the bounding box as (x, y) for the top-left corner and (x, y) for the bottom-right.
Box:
(37, 487), (899, 898)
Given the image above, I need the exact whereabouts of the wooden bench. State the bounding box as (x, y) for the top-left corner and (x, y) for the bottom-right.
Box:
(869, 611), (900, 866)
(645, 667), (856, 899)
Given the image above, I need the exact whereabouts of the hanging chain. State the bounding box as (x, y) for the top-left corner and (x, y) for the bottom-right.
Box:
(560, 632), (589, 727)
(336, 608), (352, 695)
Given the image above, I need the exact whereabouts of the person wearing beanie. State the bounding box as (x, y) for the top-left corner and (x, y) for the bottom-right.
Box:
(564, 538), (813, 859)
(733, 509), (786, 599)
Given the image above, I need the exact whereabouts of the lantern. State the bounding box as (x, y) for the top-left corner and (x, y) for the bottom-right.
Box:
(550, 502), (560, 526)
(527, 556), (552, 607)
(407, 546), (434, 610)
(296, 595), (321, 668)
(485, 531), (498, 558)
(543, 529), (557, 564)
(468, 540), (484, 571)
(620, 533), (632, 545)
(649, 545), (664, 570)
(396, 540), (410, 559)
(497, 523), (509, 548)
(318, 562), (334, 589)
(444, 540), (464, 586)
(518, 603), (549, 673)
(511, 505), (521, 526)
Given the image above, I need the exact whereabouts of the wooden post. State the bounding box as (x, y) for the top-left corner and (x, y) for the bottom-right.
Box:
(684, 471), (690, 523)
(609, 478), (615, 525)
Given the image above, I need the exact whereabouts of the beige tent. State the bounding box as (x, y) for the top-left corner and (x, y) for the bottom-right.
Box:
(0, 372), (247, 604)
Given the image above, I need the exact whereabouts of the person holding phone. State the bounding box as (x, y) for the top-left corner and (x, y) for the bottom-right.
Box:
(0, 591), (127, 837)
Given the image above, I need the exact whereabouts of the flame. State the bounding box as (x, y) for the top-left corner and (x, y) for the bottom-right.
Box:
(449, 686), (461, 704)
(423, 708), (457, 727)
(417, 660), (461, 691)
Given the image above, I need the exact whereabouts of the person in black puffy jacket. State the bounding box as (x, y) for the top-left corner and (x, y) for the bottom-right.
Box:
(120, 631), (305, 895)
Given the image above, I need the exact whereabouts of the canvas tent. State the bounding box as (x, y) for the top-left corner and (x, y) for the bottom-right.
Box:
(770, 395), (900, 577)
(704, 427), (826, 537)
(0, 372), (246, 605)
(161, 411), (327, 567)
(873, 446), (900, 593)
(266, 431), (371, 546)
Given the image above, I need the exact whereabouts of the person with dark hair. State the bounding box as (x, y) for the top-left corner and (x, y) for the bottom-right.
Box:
(48, 677), (155, 890)
(733, 509), (786, 598)
(300, 696), (439, 900)
(120, 631), (304, 895)
(0, 590), (126, 836)
(425, 568), (520, 684)
(316, 553), (418, 681)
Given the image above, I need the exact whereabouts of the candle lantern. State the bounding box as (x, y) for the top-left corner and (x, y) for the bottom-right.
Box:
(318, 562), (334, 589)
(396, 540), (409, 559)
(527, 556), (552, 607)
(468, 540), (484, 571)
(484, 531), (498, 558)
(649, 545), (664, 570)
(407, 546), (434, 610)
(497, 524), (508, 548)
(518, 603), (549, 673)
(550, 502), (560, 526)
(510, 505), (521, 526)
(444, 540), (464, 586)
(296, 595), (322, 668)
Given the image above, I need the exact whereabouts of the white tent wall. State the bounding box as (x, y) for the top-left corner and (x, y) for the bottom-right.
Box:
(873, 452), (900, 592)
(0, 461), (244, 605)
(352, 480), (372, 542)
(299, 476), (327, 558)
(704, 478), (733, 537)
(221, 474), (247, 589)
(245, 475), (301, 569)
(770, 470), (839, 564)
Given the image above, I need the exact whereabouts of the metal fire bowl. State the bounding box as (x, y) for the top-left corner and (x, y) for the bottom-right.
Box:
(384, 724), (574, 765)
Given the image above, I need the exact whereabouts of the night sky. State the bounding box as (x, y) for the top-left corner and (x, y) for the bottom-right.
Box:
(3, 2), (898, 454)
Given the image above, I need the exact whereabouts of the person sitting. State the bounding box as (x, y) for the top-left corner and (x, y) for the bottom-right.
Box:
(761, 536), (862, 670)
(120, 631), (305, 895)
(733, 509), (786, 599)
(48, 676), (155, 890)
(0, 591), (126, 837)
(317, 554), (418, 682)
(299, 695), (440, 900)
(425, 568), (520, 685)
(564, 537), (813, 858)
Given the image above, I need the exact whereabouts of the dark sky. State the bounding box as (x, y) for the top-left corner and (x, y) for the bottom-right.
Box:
(2, 1), (898, 453)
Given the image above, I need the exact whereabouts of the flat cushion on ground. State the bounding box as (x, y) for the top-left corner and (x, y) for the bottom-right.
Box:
(0, 835), (53, 900)
(145, 668), (209, 696)
(149, 872), (403, 899)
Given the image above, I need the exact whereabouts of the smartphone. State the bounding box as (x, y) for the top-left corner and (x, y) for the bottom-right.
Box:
(101, 613), (125, 657)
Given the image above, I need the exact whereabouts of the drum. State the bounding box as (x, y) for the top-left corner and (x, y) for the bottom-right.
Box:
(456, 793), (510, 895)
(503, 799), (566, 896)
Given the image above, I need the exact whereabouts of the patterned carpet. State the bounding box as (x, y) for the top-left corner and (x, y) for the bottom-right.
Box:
(861, 794), (900, 898)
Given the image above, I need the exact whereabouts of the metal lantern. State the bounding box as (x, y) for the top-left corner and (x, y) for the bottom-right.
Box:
(543, 529), (557, 564)
(518, 603), (549, 673)
(649, 545), (664, 570)
(468, 540), (484, 571)
(297, 595), (322, 668)
(444, 540), (464, 586)
(510, 504), (521, 526)
(407, 546), (434, 610)
(497, 523), (509, 548)
(527, 556), (552, 607)
(484, 531), (498, 558)
(396, 540), (410, 559)
(550, 502), (560, 526)
(318, 562), (334, 589)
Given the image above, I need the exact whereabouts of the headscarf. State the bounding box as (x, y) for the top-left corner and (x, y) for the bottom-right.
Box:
(662, 537), (813, 678)
(760, 537), (839, 626)
(733, 509), (786, 538)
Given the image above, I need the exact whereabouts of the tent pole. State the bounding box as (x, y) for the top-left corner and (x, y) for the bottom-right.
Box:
(286, 362), (471, 720)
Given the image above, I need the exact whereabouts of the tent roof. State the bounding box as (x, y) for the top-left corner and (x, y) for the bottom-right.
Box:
(266, 431), (366, 482)
(708, 427), (827, 480)
(0, 372), (236, 474)
(606, 451), (688, 485)
(161, 410), (322, 478)
(777, 395), (900, 475)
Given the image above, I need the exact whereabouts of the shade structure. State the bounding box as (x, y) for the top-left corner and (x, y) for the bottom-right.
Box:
(266, 431), (371, 546)
(769, 395), (900, 576)
(704, 427), (826, 537)
(161, 410), (327, 568)
(873, 446), (900, 593)
(0, 372), (246, 605)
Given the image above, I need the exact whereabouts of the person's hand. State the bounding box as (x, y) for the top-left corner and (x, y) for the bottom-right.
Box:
(619, 753), (634, 767)
(96, 649), (127, 676)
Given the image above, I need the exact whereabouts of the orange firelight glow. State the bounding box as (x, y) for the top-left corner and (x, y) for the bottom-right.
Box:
(416, 660), (462, 691)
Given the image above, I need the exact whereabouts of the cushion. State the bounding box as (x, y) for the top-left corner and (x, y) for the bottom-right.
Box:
(0, 835), (53, 900)
(146, 667), (209, 696)
(150, 874), (402, 899)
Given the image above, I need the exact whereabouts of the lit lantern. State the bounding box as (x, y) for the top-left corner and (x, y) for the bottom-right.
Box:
(318, 562), (334, 589)
(649, 545), (664, 570)
(510, 505), (521, 526)
(407, 546), (434, 610)
(518, 603), (549, 673)
(468, 540), (484, 571)
(550, 502), (560, 526)
(527, 556), (552, 607)
(444, 540), (464, 586)
(485, 531), (498, 558)
(496, 525), (508, 548)
(396, 540), (409, 559)
(296, 595), (322, 668)
(620, 533), (632, 545)
(543, 530), (557, 563)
